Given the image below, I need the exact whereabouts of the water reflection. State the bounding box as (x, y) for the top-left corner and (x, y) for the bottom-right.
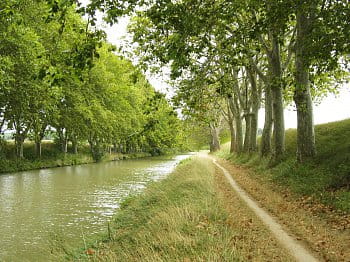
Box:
(0, 154), (192, 261)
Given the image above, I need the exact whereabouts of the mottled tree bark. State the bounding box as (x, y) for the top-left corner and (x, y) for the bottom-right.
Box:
(229, 70), (244, 153)
(227, 100), (236, 153)
(261, 85), (273, 156)
(35, 141), (42, 158)
(228, 95), (243, 153)
(294, 6), (316, 162)
(57, 128), (68, 154)
(15, 137), (24, 159)
(14, 120), (30, 159)
(243, 113), (251, 152)
(229, 122), (236, 153)
(34, 136), (42, 158)
(268, 33), (285, 161)
(250, 112), (258, 151)
(70, 132), (78, 154)
(247, 67), (261, 152)
(33, 126), (46, 158)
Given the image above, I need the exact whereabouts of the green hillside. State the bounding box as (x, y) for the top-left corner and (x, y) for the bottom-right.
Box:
(220, 119), (350, 213)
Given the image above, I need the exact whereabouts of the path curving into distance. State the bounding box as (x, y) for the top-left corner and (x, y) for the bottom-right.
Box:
(211, 158), (320, 262)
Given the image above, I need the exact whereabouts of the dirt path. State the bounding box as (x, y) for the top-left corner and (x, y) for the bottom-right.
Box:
(211, 157), (320, 262)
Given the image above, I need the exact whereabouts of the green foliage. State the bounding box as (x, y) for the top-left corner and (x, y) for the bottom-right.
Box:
(141, 91), (183, 155)
(124, 0), (349, 161)
(181, 119), (211, 151)
(0, 1), (189, 164)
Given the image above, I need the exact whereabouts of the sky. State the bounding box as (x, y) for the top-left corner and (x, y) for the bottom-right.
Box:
(93, 7), (350, 129)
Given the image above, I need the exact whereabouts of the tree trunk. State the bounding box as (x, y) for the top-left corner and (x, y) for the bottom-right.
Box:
(294, 7), (316, 162)
(72, 141), (78, 154)
(229, 122), (236, 153)
(227, 102), (236, 153)
(15, 137), (24, 159)
(34, 130), (44, 158)
(70, 132), (78, 154)
(228, 72), (244, 154)
(235, 116), (243, 153)
(243, 114), (251, 152)
(209, 123), (220, 152)
(261, 85), (273, 156)
(89, 139), (94, 156)
(247, 68), (261, 152)
(32, 123), (46, 159)
(228, 96), (243, 153)
(271, 85), (285, 160)
(14, 125), (26, 159)
(249, 110), (258, 152)
(35, 141), (42, 158)
(57, 128), (68, 154)
(268, 33), (285, 161)
(242, 71), (251, 152)
(13, 120), (30, 159)
(0, 136), (5, 157)
(62, 139), (67, 154)
(89, 134), (103, 162)
(250, 112), (258, 151)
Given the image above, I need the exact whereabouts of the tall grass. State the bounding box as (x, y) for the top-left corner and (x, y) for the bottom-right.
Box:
(60, 158), (244, 261)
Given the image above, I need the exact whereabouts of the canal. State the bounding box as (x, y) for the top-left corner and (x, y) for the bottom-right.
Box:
(0, 154), (191, 261)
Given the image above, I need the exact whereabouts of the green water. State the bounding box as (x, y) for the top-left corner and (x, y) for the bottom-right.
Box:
(0, 155), (190, 261)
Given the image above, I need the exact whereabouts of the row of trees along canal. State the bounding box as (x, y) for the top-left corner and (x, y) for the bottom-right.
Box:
(1, 0), (349, 164)
(120, 0), (348, 163)
(0, 0), (210, 163)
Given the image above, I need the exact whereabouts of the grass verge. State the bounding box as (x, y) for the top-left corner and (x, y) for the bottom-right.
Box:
(0, 149), (151, 174)
(215, 157), (350, 262)
(214, 119), (350, 261)
(217, 119), (350, 213)
(57, 156), (293, 261)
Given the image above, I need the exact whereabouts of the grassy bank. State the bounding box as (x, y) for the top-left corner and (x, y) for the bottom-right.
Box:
(217, 118), (350, 213)
(56, 156), (292, 261)
(0, 141), (151, 174)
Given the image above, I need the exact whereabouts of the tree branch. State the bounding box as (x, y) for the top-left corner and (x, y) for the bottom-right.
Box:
(282, 26), (296, 71)
(249, 58), (268, 83)
(258, 34), (270, 53)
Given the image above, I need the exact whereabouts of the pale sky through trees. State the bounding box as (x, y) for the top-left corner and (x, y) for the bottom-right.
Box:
(91, 4), (350, 129)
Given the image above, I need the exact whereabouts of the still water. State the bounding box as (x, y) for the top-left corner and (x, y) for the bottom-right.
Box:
(0, 154), (191, 261)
